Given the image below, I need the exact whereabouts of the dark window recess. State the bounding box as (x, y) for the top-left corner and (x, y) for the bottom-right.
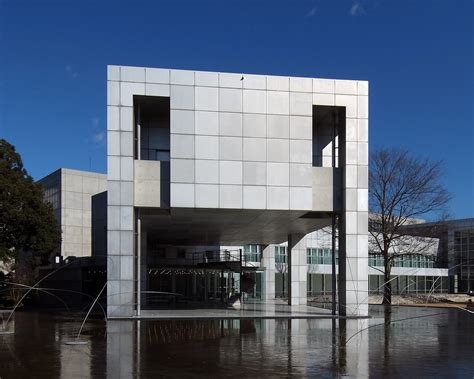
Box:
(134, 96), (170, 161)
(312, 106), (345, 168)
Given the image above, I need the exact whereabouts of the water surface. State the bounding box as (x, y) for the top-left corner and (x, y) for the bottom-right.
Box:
(0, 306), (473, 378)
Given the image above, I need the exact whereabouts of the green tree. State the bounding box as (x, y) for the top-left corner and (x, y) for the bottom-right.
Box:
(0, 139), (60, 267)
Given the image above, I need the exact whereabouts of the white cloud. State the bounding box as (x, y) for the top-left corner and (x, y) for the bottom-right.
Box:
(350, 2), (365, 16)
(93, 132), (105, 144)
(306, 6), (318, 17)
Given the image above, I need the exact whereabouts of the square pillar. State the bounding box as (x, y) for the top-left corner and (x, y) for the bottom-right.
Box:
(288, 234), (307, 306)
(262, 245), (275, 301)
(107, 67), (136, 318)
(338, 103), (369, 317)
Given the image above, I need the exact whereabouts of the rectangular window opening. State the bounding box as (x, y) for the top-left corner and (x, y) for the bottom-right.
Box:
(134, 95), (170, 161)
(312, 105), (345, 168)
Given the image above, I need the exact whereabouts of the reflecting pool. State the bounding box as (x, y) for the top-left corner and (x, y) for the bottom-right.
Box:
(0, 306), (473, 377)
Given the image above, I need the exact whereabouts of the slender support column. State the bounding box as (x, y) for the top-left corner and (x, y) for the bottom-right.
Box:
(220, 270), (224, 303)
(171, 272), (176, 293)
(287, 234), (307, 306)
(331, 214), (337, 315)
(338, 218), (347, 315)
(140, 232), (147, 312)
(192, 273), (197, 300)
(213, 274), (218, 298)
(331, 104), (338, 316)
(204, 272), (208, 302)
(136, 211), (141, 316)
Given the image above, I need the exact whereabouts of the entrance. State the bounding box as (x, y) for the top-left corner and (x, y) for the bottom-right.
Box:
(142, 247), (259, 310)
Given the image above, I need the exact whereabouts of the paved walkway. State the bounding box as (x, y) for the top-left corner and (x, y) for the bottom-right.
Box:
(110, 300), (368, 320)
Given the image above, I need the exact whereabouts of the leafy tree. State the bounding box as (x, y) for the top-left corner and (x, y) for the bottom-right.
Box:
(369, 148), (450, 304)
(0, 139), (60, 267)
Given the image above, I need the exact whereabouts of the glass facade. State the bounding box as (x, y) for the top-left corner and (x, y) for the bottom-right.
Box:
(369, 254), (435, 268)
(307, 273), (336, 296)
(307, 248), (339, 265)
(243, 272), (263, 300)
(454, 231), (474, 292)
(368, 275), (449, 294)
(140, 127), (170, 161)
(297, 248), (449, 297)
(275, 273), (288, 297)
(307, 274), (448, 296)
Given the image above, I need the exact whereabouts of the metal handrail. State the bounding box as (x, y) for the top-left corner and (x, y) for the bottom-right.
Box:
(190, 249), (259, 270)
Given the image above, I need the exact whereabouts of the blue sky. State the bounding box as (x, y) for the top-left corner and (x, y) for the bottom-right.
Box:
(1, 0), (473, 218)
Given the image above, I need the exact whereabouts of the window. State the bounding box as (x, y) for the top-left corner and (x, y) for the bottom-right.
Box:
(307, 248), (317, 264)
(306, 248), (338, 265)
(244, 245), (262, 263)
(275, 246), (287, 264)
(134, 96), (170, 161)
(312, 106), (345, 167)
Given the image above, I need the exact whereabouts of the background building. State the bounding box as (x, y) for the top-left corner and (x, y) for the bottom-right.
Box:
(402, 218), (474, 293)
(39, 168), (107, 259)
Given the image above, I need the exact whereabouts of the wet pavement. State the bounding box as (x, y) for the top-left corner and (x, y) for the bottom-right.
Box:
(0, 305), (473, 378)
(136, 300), (335, 319)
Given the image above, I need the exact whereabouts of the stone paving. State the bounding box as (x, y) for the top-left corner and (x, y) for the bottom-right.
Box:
(109, 300), (369, 320)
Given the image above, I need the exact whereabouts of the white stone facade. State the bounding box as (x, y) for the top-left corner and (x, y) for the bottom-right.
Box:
(107, 65), (369, 317)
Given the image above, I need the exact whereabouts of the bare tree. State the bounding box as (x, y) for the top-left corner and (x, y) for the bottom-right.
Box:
(369, 148), (450, 304)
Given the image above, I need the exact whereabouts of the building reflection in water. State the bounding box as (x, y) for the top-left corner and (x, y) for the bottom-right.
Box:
(105, 317), (370, 377)
(3, 308), (471, 377)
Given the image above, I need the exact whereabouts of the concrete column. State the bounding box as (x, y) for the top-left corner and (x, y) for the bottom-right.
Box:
(338, 202), (369, 316)
(338, 112), (369, 316)
(261, 245), (275, 301)
(106, 72), (136, 318)
(288, 234), (307, 306)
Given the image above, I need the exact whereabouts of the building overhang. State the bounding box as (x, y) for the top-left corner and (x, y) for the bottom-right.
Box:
(140, 207), (332, 246)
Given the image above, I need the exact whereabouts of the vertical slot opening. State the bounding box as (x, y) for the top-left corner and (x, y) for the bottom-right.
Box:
(134, 96), (170, 161)
(312, 105), (345, 168)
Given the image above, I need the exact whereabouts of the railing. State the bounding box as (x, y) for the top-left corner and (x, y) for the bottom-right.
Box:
(192, 249), (258, 270)
(192, 250), (241, 266)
